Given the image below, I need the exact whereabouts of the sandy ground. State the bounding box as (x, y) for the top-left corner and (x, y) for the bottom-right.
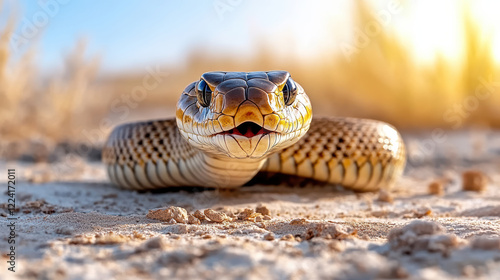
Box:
(1, 130), (500, 280)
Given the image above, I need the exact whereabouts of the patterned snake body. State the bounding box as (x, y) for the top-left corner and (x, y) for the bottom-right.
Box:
(103, 71), (406, 191)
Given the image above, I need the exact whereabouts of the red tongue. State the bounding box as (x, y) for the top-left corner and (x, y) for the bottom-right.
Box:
(230, 126), (264, 137)
(244, 128), (255, 138)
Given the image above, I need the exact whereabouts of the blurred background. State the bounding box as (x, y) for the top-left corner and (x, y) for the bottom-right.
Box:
(0, 0), (499, 161)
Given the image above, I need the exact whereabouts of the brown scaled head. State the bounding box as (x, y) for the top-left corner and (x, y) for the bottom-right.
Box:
(176, 71), (312, 159)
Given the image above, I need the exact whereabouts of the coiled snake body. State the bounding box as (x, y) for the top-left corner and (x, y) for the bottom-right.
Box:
(103, 71), (406, 191)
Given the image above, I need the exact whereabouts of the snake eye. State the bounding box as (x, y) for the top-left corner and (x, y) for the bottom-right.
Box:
(196, 79), (212, 107)
(282, 77), (298, 106)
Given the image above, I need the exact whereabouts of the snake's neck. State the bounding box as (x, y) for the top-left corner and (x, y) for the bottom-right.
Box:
(198, 154), (266, 188)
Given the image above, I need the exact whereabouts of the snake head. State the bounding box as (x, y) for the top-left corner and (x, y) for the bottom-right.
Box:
(176, 71), (312, 159)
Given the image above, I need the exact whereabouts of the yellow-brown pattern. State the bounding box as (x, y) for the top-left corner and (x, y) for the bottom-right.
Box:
(103, 71), (405, 191)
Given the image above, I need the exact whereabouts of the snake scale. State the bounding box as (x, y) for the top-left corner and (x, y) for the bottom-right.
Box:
(102, 71), (406, 191)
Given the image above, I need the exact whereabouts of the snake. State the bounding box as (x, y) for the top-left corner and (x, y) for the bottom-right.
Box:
(102, 71), (406, 191)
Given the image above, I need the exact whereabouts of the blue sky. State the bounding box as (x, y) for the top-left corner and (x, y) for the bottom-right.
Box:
(6, 0), (352, 73)
(3, 0), (500, 74)
(8, 1), (255, 72)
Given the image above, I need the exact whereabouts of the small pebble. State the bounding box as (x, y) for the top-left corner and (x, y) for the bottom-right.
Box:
(264, 232), (275, 241)
(204, 209), (230, 223)
(280, 234), (295, 241)
(193, 210), (207, 221)
(139, 236), (169, 250)
(238, 208), (255, 220)
(290, 218), (307, 225)
(428, 180), (445, 195)
(256, 205), (271, 216)
(146, 206), (189, 223)
(462, 170), (488, 192)
(187, 214), (201, 225)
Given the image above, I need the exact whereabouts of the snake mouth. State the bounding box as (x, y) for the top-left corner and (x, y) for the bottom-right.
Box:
(220, 122), (273, 138)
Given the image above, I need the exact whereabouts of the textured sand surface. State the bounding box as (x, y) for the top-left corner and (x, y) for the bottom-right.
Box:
(1, 131), (500, 280)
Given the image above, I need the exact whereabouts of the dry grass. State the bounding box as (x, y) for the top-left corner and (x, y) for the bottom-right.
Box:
(0, 1), (499, 157)
(0, 10), (102, 147)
